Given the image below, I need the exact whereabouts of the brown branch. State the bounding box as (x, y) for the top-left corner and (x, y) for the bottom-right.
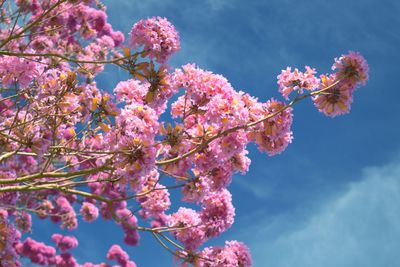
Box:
(0, 50), (136, 65)
(0, 0), (68, 48)
(0, 165), (111, 185)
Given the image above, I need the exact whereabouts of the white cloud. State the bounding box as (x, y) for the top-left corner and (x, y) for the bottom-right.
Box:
(243, 158), (400, 267)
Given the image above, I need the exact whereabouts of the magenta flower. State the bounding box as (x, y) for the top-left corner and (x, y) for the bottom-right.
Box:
(52, 234), (78, 251)
(15, 238), (57, 266)
(107, 244), (137, 267)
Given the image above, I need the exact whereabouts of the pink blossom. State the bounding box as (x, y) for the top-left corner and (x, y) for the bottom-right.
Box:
(181, 176), (210, 203)
(138, 173), (171, 217)
(15, 238), (56, 266)
(200, 189), (235, 238)
(168, 207), (205, 249)
(0, 215), (20, 266)
(54, 196), (78, 230)
(114, 79), (149, 105)
(55, 253), (79, 267)
(116, 209), (140, 246)
(332, 51), (369, 88)
(199, 240), (252, 267)
(107, 102), (159, 182)
(277, 66), (320, 100)
(249, 98), (293, 156)
(15, 211), (32, 233)
(129, 17), (180, 63)
(0, 56), (41, 88)
(52, 234), (78, 251)
(312, 74), (354, 117)
(107, 245), (137, 267)
(80, 202), (99, 222)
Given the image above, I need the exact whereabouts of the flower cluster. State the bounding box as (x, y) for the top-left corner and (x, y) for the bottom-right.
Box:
(107, 102), (159, 183)
(168, 207), (204, 250)
(277, 66), (320, 99)
(249, 99), (293, 156)
(52, 234), (78, 251)
(116, 208), (140, 246)
(138, 170), (171, 218)
(0, 56), (41, 88)
(313, 51), (369, 117)
(201, 189), (235, 238)
(333, 51), (369, 85)
(129, 17), (180, 63)
(0, 0), (370, 266)
(312, 74), (353, 117)
(168, 64), (254, 200)
(52, 196), (78, 230)
(0, 214), (20, 267)
(107, 245), (137, 267)
(199, 241), (252, 267)
(80, 202), (99, 222)
(15, 238), (56, 266)
(168, 189), (235, 250)
(14, 211), (32, 233)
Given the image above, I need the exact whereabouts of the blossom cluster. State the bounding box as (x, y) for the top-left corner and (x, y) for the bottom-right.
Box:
(0, 1), (370, 266)
(129, 16), (180, 63)
(199, 241), (252, 267)
(277, 66), (320, 99)
(0, 212), (20, 267)
(312, 51), (369, 117)
(277, 51), (369, 117)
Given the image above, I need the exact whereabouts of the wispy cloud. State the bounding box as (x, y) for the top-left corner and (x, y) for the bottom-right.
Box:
(239, 157), (400, 267)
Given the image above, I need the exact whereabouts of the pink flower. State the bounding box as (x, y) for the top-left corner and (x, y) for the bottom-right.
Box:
(55, 253), (78, 267)
(0, 56), (41, 88)
(129, 17), (180, 63)
(54, 196), (78, 230)
(249, 98), (293, 156)
(199, 240), (252, 267)
(15, 237), (56, 266)
(312, 74), (354, 117)
(106, 102), (159, 183)
(107, 245), (137, 267)
(0, 215), (20, 265)
(114, 79), (149, 105)
(116, 209), (140, 246)
(52, 234), (78, 251)
(168, 207), (205, 249)
(277, 66), (320, 99)
(181, 175), (210, 203)
(138, 178), (171, 218)
(202, 164), (234, 192)
(332, 51), (369, 88)
(15, 211), (32, 233)
(80, 202), (99, 222)
(200, 189), (235, 238)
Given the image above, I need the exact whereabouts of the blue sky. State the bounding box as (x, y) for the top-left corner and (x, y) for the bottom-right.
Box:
(30, 0), (400, 266)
